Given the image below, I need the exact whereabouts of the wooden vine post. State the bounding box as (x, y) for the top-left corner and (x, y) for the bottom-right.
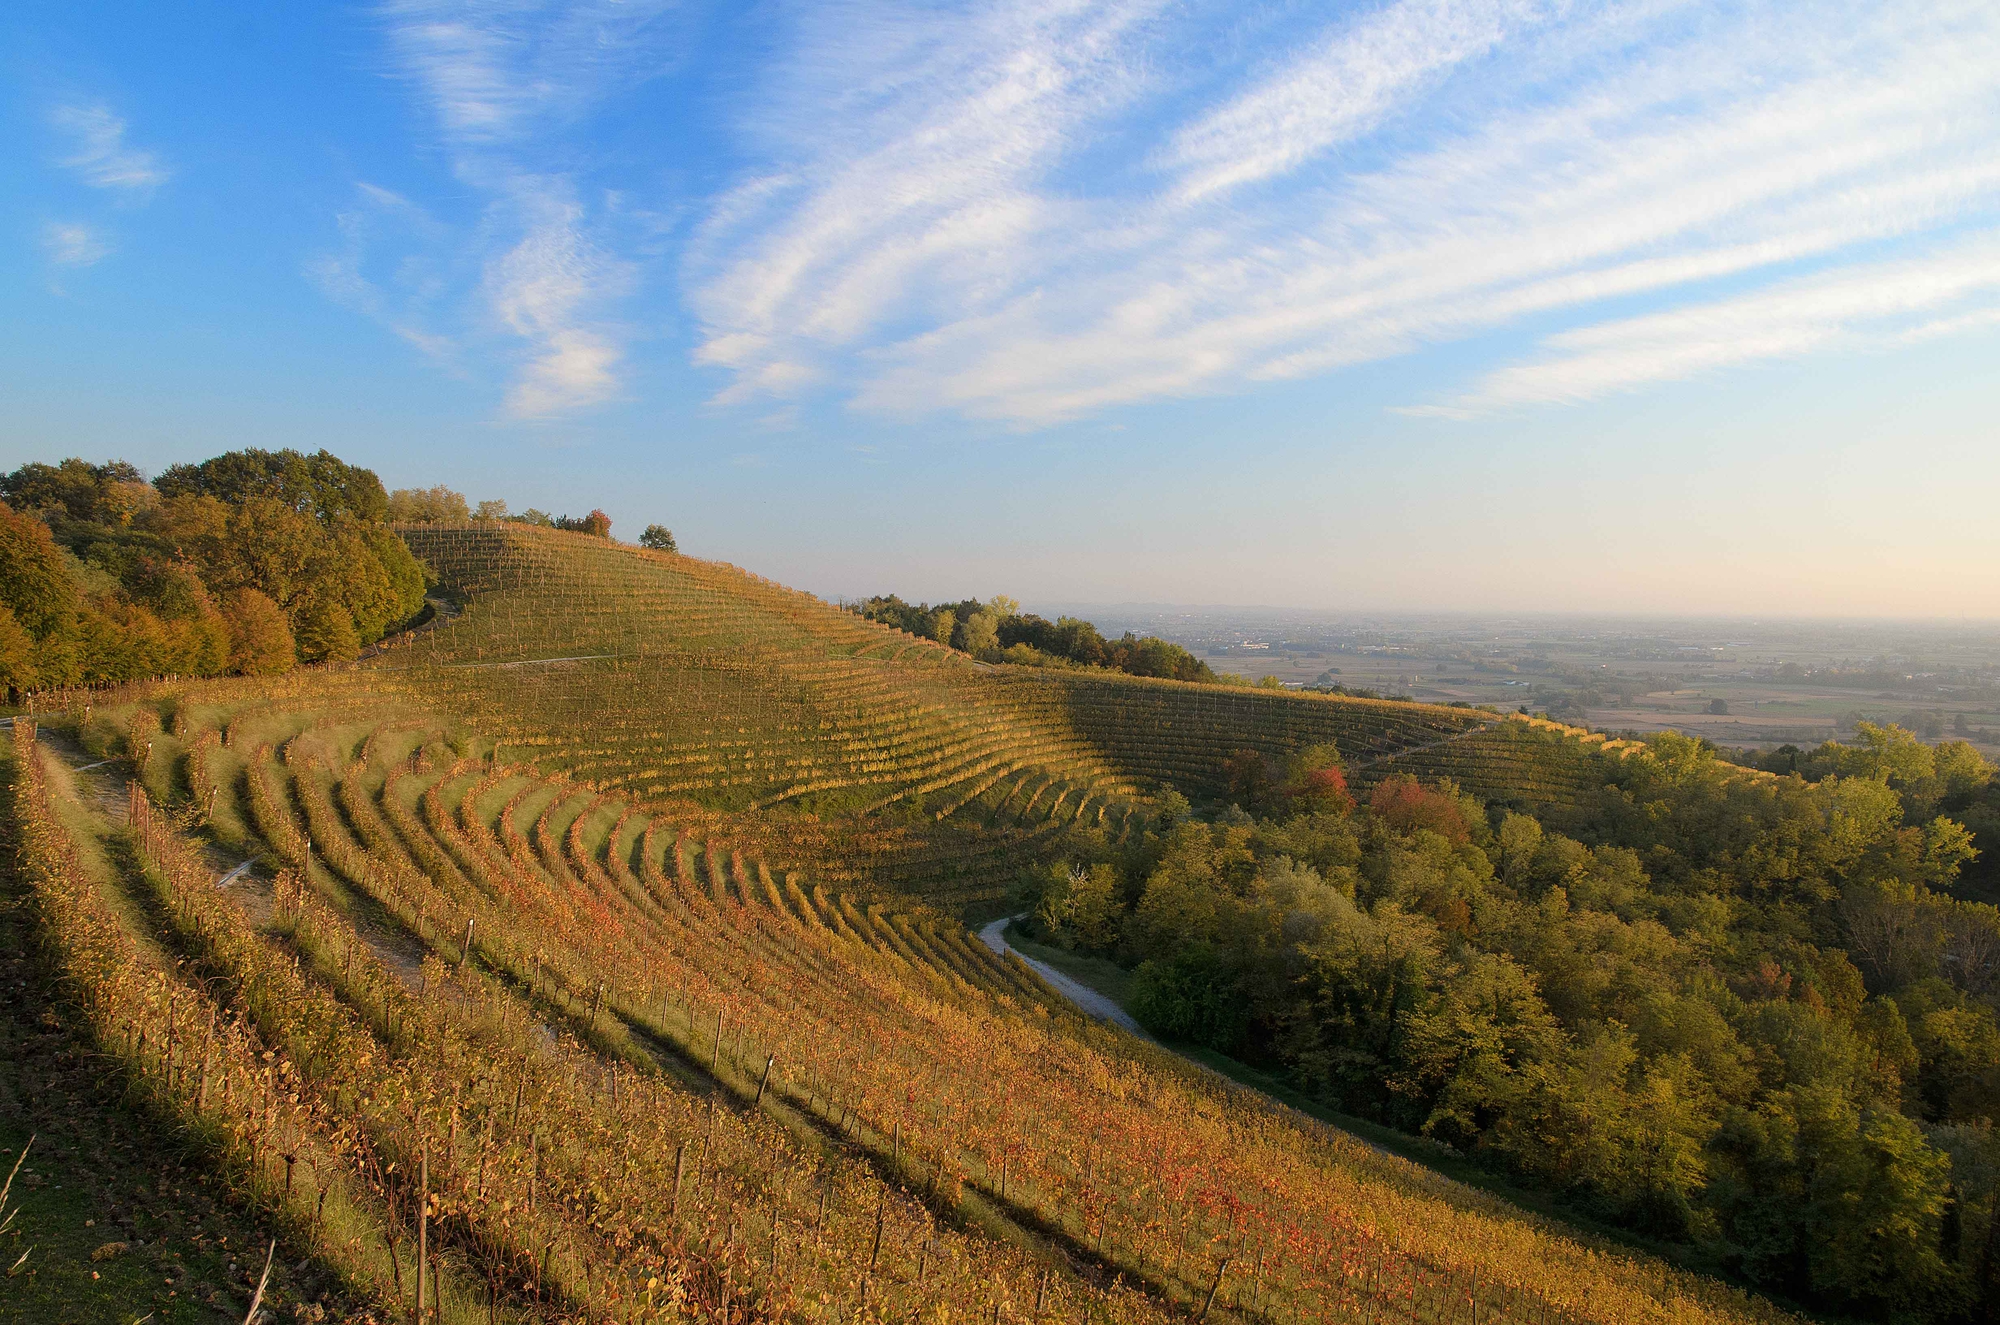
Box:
(1198, 1257), (1230, 1323)
(415, 1144), (429, 1325)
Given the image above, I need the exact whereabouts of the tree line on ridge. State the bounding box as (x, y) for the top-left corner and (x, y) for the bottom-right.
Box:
(0, 451), (675, 695)
(850, 593), (1218, 682)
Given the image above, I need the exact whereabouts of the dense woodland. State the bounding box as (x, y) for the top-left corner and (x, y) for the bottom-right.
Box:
(0, 451), (426, 689)
(1026, 723), (2000, 1319)
(1733, 740), (2000, 899)
(852, 593), (1217, 681)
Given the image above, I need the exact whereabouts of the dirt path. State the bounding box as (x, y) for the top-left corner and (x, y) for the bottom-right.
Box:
(1345, 719), (1495, 773)
(32, 727), (280, 925)
(26, 724), (434, 986)
(977, 915), (1152, 1039)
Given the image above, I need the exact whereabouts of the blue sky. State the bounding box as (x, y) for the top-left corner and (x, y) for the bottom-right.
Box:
(5, 0), (1999, 617)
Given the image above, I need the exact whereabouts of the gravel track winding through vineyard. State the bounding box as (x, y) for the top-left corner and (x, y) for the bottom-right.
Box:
(978, 914), (1151, 1038)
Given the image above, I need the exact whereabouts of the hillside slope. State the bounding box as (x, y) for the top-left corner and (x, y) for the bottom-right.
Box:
(0, 526), (1814, 1325)
(367, 526), (1594, 907)
(10, 709), (1803, 1325)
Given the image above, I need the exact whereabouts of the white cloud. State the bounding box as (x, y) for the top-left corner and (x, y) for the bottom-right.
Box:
(507, 328), (623, 416)
(50, 104), (168, 192)
(486, 189), (630, 415)
(43, 221), (110, 267)
(348, 0), (2000, 425)
(685, 0), (1162, 405)
(1429, 234), (2000, 411)
(330, 1), (681, 417)
(688, 0), (2000, 424)
(381, 0), (678, 148)
(1164, 0), (1565, 203)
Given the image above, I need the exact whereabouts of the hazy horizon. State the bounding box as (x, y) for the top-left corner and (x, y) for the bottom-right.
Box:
(1012, 604), (2000, 628)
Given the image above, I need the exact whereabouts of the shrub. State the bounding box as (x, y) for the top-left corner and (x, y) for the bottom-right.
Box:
(1368, 774), (1471, 844)
(1130, 944), (1246, 1050)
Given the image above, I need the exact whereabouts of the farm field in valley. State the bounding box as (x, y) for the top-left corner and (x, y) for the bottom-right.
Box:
(1073, 607), (2000, 751)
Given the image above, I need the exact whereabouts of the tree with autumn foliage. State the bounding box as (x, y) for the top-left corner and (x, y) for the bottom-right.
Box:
(1367, 773), (1475, 844)
(555, 509), (612, 537)
(0, 448), (427, 689)
(1284, 743), (1354, 815)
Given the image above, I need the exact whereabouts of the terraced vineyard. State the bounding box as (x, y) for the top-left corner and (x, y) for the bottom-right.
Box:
(1048, 671), (1492, 797)
(1350, 718), (1624, 811)
(395, 527), (1618, 871)
(12, 700), (1799, 1325)
(26, 526), (1646, 909)
(1, 525), (1810, 1325)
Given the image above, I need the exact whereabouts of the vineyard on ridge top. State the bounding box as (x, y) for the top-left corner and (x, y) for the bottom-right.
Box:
(362, 524), (1602, 906)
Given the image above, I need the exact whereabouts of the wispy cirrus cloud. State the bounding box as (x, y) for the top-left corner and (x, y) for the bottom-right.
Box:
(43, 221), (111, 267)
(1420, 234), (2000, 414)
(686, 0), (1163, 406)
(321, 0), (680, 417)
(345, 1), (2000, 425)
(1163, 0), (1565, 204)
(487, 187), (632, 416)
(305, 183), (459, 359)
(689, 0), (2000, 423)
(381, 0), (676, 147)
(50, 103), (169, 193)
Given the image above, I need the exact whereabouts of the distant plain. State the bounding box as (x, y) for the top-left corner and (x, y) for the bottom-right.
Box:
(1059, 608), (2000, 750)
